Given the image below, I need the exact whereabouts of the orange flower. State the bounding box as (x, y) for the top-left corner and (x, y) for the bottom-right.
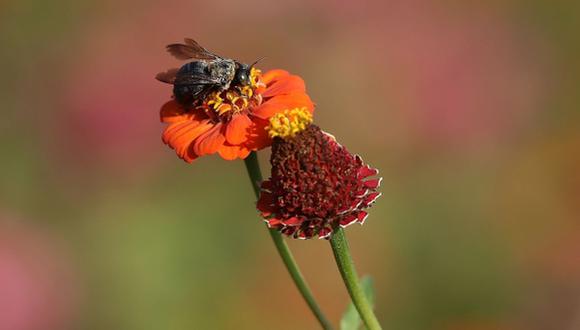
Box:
(160, 69), (314, 162)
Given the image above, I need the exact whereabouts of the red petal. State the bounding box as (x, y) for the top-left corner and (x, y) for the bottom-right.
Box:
(282, 217), (301, 226)
(257, 191), (274, 213)
(363, 178), (382, 189)
(339, 215), (358, 228)
(260, 180), (273, 191)
(349, 198), (363, 210)
(282, 226), (297, 236)
(267, 218), (284, 228)
(261, 75), (306, 98)
(355, 188), (369, 197)
(362, 192), (382, 207)
(318, 227), (333, 239)
(192, 123), (226, 156)
(299, 228), (315, 239)
(357, 211), (369, 224)
(251, 93), (314, 119)
(225, 114), (252, 145)
(358, 166), (379, 179)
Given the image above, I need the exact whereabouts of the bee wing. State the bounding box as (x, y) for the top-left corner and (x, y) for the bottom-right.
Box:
(173, 73), (221, 86)
(166, 38), (220, 60)
(155, 68), (179, 84)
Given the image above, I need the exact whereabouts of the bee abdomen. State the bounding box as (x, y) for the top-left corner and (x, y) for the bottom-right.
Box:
(177, 61), (208, 76)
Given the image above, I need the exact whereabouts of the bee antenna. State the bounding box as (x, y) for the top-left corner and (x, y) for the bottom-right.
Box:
(250, 57), (266, 68)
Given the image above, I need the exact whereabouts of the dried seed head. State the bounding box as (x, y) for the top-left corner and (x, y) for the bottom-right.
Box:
(258, 124), (381, 239)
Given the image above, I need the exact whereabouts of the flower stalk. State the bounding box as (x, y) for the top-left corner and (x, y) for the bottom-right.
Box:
(330, 227), (382, 330)
(244, 152), (334, 330)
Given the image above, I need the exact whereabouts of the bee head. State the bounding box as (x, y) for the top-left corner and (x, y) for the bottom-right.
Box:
(234, 62), (251, 86)
(234, 58), (264, 87)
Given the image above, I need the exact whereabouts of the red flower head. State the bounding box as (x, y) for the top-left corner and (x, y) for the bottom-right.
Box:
(159, 68), (314, 162)
(257, 109), (382, 239)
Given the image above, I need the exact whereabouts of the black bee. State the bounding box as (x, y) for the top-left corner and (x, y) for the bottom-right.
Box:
(156, 38), (256, 107)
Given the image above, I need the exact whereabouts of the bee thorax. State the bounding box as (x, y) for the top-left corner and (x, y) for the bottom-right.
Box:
(209, 60), (236, 87)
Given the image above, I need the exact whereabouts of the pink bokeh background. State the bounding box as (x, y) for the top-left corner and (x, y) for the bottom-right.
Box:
(1, 0), (578, 329)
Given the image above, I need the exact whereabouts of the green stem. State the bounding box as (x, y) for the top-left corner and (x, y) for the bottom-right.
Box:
(244, 152), (334, 330)
(330, 228), (382, 330)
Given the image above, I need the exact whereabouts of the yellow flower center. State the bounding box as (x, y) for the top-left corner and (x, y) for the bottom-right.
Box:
(266, 107), (313, 139)
(204, 67), (264, 116)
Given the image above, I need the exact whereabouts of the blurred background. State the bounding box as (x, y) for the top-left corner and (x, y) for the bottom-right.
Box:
(1, 0), (579, 329)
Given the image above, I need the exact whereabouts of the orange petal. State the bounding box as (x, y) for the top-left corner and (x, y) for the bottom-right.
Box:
(162, 120), (213, 162)
(182, 147), (199, 163)
(217, 145), (239, 160)
(218, 143), (250, 161)
(181, 148), (199, 163)
(245, 119), (272, 151)
(172, 121), (213, 160)
(225, 114), (252, 145)
(251, 93), (314, 120)
(163, 119), (205, 145)
(162, 108), (211, 142)
(261, 69), (290, 85)
(162, 121), (193, 144)
(237, 147), (251, 159)
(261, 75), (306, 98)
(193, 123), (226, 156)
(160, 100), (191, 123)
(183, 144), (198, 162)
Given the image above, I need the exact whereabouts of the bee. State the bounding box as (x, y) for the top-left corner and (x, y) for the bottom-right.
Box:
(156, 38), (258, 107)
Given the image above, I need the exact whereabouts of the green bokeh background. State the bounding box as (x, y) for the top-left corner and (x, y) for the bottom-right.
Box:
(1, 1), (579, 329)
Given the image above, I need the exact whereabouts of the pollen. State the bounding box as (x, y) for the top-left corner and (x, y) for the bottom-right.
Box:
(250, 67), (263, 88)
(216, 103), (232, 115)
(201, 68), (264, 119)
(266, 107), (313, 139)
(240, 86), (253, 98)
(207, 92), (224, 110)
